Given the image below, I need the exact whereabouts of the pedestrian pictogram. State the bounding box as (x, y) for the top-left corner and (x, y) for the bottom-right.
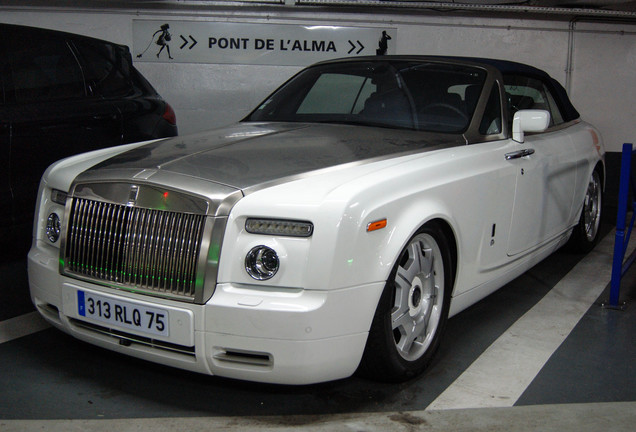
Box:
(136, 23), (174, 59)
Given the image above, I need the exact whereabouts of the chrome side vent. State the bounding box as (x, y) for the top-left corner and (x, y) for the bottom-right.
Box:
(64, 198), (206, 300)
(213, 349), (273, 368)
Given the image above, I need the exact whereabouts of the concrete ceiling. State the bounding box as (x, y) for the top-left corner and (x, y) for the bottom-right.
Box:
(453, 0), (636, 12)
(3, 0), (636, 15)
(544, 1), (636, 12)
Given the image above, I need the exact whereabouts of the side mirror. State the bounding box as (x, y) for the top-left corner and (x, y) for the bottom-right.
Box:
(512, 110), (550, 143)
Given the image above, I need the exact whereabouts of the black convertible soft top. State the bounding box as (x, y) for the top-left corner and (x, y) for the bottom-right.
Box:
(444, 56), (580, 122)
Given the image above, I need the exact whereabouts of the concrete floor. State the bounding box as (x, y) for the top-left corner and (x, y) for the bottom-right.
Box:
(1, 227), (634, 431)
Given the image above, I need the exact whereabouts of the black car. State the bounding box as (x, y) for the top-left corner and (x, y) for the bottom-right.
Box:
(0, 24), (177, 252)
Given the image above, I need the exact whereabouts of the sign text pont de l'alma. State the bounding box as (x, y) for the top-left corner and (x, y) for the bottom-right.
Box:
(209, 37), (337, 52)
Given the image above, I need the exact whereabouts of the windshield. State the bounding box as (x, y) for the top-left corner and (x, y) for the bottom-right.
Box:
(245, 60), (487, 133)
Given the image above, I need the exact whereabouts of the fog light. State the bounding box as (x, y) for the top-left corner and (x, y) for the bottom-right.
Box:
(245, 246), (279, 280)
(46, 213), (61, 243)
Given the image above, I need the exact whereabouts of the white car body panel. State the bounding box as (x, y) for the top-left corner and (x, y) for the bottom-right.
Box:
(507, 127), (577, 255)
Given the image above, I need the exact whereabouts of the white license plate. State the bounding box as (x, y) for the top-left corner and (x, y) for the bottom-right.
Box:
(77, 290), (169, 337)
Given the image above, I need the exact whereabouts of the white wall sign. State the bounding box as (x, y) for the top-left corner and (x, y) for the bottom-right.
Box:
(133, 20), (397, 65)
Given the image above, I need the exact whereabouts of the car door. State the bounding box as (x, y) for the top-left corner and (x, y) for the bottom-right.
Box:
(4, 27), (123, 227)
(504, 75), (578, 256)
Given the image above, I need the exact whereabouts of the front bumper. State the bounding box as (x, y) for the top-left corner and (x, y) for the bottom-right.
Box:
(28, 243), (383, 385)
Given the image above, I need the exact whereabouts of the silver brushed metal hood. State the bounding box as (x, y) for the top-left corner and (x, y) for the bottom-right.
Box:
(71, 122), (463, 216)
(85, 122), (463, 188)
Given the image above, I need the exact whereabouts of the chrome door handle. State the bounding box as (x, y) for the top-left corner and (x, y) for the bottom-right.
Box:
(505, 148), (535, 160)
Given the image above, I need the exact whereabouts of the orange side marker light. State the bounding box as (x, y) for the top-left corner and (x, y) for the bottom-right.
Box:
(587, 128), (602, 156)
(367, 219), (387, 232)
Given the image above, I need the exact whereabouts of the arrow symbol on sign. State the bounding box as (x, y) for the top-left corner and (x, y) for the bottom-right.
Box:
(355, 40), (364, 54)
(347, 40), (355, 54)
(188, 35), (198, 49)
(179, 35), (198, 50)
(347, 40), (365, 54)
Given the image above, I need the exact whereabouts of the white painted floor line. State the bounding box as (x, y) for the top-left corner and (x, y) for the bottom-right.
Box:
(0, 311), (51, 344)
(426, 231), (620, 411)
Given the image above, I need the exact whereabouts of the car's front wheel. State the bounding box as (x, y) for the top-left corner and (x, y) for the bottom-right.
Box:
(358, 223), (452, 382)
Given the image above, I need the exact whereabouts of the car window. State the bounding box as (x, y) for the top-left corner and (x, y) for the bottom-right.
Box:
(247, 61), (486, 133)
(297, 73), (374, 114)
(73, 39), (134, 97)
(479, 85), (502, 135)
(9, 37), (85, 103)
(399, 64), (485, 133)
(545, 89), (565, 125)
(504, 74), (565, 128)
(249, 63), (415, 130)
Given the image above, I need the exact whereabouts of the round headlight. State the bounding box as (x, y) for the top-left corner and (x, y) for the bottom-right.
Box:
(46, 213), (61, 243)
(245, 246), (279, 281)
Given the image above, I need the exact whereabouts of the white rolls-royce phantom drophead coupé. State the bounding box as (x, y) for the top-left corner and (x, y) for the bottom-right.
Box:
(28, 56), (604, 384)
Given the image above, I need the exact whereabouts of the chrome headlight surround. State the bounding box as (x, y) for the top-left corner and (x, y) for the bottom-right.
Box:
(46, 213), (61, 243)
(44, 189), (67, 244)
(245, 246), (280, 281)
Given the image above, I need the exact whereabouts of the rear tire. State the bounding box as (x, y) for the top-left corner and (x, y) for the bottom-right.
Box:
(568, 169), (602, 253)
(358, 223), (453, 382)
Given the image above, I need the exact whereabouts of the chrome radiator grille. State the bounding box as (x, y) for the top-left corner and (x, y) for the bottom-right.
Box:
(64, 198), (206, 299)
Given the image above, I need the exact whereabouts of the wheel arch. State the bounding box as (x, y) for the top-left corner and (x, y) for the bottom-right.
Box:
(595, 160), (606, 192)
(356, 216), (459, 381)
(384, 216), (459, 297)
(430, 218), (458, 293)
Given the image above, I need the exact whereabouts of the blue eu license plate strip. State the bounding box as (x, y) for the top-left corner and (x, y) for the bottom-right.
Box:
(78, 290), (87, 316)
(76, 290), (169, 337)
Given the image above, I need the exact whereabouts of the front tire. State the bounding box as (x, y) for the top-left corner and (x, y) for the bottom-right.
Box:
(358, 223), (453, 382)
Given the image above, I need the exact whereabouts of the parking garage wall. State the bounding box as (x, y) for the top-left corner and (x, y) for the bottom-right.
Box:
(1, 5), (635, 205)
